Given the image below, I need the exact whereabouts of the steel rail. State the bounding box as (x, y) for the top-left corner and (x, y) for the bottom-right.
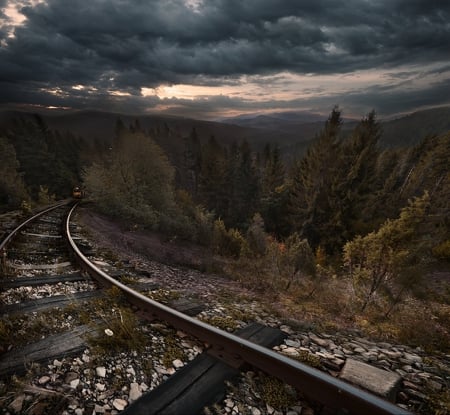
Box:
(65, 203), (411, 415)
(0, 200), (70, 254)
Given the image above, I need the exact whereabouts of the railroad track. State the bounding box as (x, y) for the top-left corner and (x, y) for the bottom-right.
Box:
(0, 201), (430, 414)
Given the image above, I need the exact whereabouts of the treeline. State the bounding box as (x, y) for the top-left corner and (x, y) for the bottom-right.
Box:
(175, 107), (449, 258)
(1, 109), (449, 264)
(1, 109), (448, 348)
(0, 115), (85, 209)
(80, 107), (450, 319)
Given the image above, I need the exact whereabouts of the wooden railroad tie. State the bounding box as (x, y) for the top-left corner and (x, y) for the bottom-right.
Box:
(0, 272), (87, 290)
(0, 325), (98, 378)
(122, 322), (287, 415)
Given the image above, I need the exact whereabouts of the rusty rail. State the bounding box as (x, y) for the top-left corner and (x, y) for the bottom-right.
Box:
(65, 203), (411, 415)
(0, 200), (70, 255)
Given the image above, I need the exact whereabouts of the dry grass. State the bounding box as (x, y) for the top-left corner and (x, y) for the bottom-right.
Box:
(226, 258), (450, 354)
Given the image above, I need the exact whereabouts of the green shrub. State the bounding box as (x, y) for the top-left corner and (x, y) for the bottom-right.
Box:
(432, 240), (450, 260)
(246, 213), (268, 256)
(212, 219), (246, 258)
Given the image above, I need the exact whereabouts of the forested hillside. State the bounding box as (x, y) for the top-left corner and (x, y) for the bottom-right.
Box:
(1, 108), (449, 351)
(0, 115), (85, 207)
(1, 107), (449, 258)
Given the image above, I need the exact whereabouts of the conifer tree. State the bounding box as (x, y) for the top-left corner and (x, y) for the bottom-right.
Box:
(181, 127), (202, 196)
(7, 117), (54, 199)
(0, 137), (28, 209)
(225, 140), (260, 228)
(334, 110), (382, 240)
(197, 136), (228, 217)
(287, 106), (343, 252)
(260, 143), (288, 235)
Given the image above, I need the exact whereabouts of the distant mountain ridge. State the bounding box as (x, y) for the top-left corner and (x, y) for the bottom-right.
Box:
(221, 106), (450, 148)
(1, 106), (449, 156)
(380, 106), (450, 147)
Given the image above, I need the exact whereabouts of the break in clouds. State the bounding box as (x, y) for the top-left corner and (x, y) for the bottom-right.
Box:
(0, 0), (449, 118)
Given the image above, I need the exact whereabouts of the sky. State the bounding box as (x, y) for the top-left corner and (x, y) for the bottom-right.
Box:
(0, 0), (449, 120)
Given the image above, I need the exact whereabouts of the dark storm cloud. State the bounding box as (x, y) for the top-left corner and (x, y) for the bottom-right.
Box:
(0, 0), (449, 114)
(339, 77), (450, 117)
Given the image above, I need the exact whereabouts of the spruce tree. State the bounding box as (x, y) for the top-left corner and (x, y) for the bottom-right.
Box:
(335, 110), (382, 240)
(0, 137), (29, 209)
(197, 136), (228, 218)
(287, 106), (343, 252)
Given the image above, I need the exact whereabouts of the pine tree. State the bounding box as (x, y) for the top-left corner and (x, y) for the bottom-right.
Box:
(181, 127), (202, 196)
(0, 136), (28, 209)
(260, 143), (288, 236)
(287, 106), (343, 252)
(261, 143), (285, 195)
(334, 110), (382, 240)
(197, 136), (228, 217)
(225, 140), (260, 229)
(7, 117), (54, 199)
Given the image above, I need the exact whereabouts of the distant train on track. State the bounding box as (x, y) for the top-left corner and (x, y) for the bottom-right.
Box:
(72, 186), (84, 199)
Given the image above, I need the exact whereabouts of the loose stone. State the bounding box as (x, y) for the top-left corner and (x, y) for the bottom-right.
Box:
(96, 366), (106, 377)
(112, 398), (128, 411)
(8, 395), (25, 413)
(38, 375), (51, 385)
(129, 382), (142, 401)
(70, 379), (80, 389)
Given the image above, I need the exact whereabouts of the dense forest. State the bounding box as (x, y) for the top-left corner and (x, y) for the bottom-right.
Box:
(1, 107), (449, 259)
(1, 108), (449, 346)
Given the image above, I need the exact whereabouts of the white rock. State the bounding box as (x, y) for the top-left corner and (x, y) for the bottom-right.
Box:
(266, 404), (275, 414)
(96, 366), (106, 377)
(252, 408), (261, 415)
(74, 357), (83, 365)
(38, 376), (51, 385)
(126, 366), (136, 376)
(283, 347), (299, 356)
(96, 383), (106, 391)
(310, 334), (331, 348)
(70, 379), (80, 389)
(129, 382), (142, 401)
(225, 398), (234, 408)
(53, 359), (63, 367)
(113, 398), (128, 411)
(403, 352), (423, 364)
(280, 325), (294, 334)
(173, 359), (184, 368)
(94, 404), (105, 413)
(285, 339), (300, 347)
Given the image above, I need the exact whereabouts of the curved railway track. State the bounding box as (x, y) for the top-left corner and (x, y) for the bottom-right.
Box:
(0, 201), (437, 414)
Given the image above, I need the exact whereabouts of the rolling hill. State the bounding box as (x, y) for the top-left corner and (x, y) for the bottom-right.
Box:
(1, 106), (449, 160)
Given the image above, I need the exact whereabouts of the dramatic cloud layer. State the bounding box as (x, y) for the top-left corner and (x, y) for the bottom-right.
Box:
(0, 0), (449, 118)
